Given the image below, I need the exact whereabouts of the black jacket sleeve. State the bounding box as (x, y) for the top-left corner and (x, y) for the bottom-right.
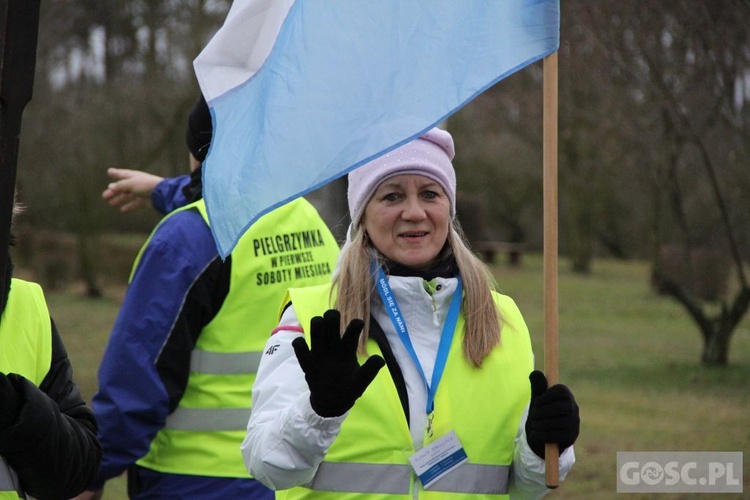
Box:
(0, 318), (102, 500)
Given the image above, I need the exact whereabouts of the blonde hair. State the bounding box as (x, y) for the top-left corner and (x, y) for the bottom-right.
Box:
(332, 220), (501, 367)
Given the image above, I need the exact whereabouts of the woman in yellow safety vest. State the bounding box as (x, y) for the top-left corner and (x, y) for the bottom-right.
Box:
(243, 128), (579, 499)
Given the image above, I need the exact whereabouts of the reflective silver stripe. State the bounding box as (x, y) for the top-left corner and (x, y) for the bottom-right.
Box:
(310, 462), (411, 494)
(165, 350), (259, 431)
(429, 463), (510, 494)
(164, 407), (250, 431)
(0, 457), (23, 496)
(190, 349), (262, 375)
(309, 462), (511, 495)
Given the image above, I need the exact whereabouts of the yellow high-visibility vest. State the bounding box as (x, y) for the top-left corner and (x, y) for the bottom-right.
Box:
(136, 198), (340, 477)
(0, 279), (53, 498)
(278, 282), (533, 499)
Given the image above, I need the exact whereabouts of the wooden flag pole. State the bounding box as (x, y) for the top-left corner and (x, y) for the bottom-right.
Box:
(542, 51), (560, 488)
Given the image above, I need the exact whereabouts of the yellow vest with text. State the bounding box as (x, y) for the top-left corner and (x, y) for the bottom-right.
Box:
(0, 279), (53, 498)
(279, 283), (533, 500)
(135, 198), (340, 477)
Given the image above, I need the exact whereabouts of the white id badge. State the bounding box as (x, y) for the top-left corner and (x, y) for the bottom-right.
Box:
(408, 430), (468, 489)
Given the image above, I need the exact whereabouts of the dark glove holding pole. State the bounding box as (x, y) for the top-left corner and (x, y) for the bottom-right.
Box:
(525, 370), (579, 459)
(0, 372), (23, 431)
(292, 309), (385, 418)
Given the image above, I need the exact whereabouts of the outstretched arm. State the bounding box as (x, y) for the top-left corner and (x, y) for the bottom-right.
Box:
(102, 168), (165, 213)
(102, 168), (193, 215)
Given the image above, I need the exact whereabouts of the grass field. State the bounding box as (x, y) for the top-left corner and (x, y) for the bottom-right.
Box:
(39, 254), (749, 499)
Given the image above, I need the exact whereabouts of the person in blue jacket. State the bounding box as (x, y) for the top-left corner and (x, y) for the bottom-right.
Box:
(80, 95), (341, 499)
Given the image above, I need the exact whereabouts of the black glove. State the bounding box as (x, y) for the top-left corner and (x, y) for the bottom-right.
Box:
(525, 370), (579, 459)
(0, 372), (22, 431)
(292, 309), (385, 417)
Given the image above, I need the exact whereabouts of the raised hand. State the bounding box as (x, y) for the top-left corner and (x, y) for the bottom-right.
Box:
(292, 309), (385, 417)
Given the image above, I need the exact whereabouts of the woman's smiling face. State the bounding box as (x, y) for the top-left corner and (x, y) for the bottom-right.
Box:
(362, 174), (451, 269)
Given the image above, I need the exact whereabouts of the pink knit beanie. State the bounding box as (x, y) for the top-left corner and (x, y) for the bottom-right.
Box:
(347, 128), (456, 228)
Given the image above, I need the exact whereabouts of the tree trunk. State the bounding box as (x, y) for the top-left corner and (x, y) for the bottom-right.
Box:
(568, 200), (594, 274)
(653, 269), (750, 367)
(76, 232), (102, 298)
(700, 328), (730, 366)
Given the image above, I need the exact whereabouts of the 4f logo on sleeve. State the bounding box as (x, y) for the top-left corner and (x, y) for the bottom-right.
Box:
(265, 344), (280, 355)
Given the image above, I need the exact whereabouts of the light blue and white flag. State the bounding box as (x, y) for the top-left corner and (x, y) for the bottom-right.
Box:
(195, 0), (559, 257)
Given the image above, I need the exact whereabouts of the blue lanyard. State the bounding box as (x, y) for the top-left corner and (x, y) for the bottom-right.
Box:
(374, 265), (463, 416)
